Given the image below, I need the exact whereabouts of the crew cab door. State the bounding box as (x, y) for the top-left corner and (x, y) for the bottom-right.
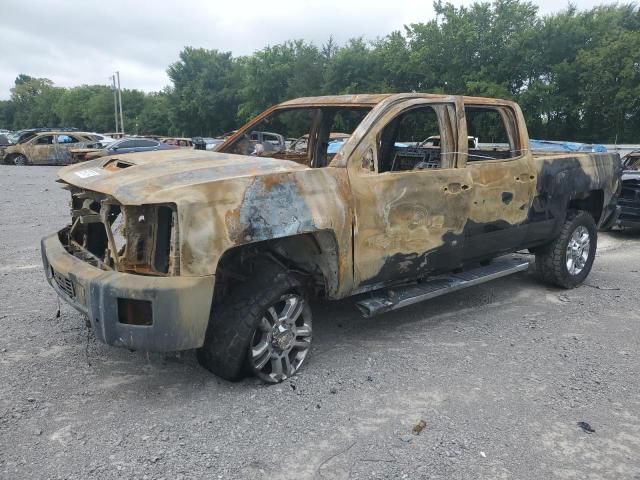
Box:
(458, 103), (537, 260)
(347, 97), (473, 289)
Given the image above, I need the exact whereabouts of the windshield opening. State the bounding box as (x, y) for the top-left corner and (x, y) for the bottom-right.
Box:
(220, 106), (372, 168)
(624, 152), (640, 170)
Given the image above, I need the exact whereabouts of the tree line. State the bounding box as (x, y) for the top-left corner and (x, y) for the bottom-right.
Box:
(1, 0), (639, 143)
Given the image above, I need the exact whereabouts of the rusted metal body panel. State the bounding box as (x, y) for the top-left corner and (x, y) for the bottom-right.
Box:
(41, 93), (621, 352)
(69, 148), (102, 164)
(3, 131), (98, 165)
(55, 150), (355, 294)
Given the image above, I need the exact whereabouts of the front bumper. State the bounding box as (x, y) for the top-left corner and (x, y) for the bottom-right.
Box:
(616, 209), (640, 228)
(615, 201), (640, 228)
(41, 231), (215, 351)
(614, 176), (640, 228)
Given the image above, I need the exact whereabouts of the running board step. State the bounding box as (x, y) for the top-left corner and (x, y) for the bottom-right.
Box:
(356, 257), (530, 318)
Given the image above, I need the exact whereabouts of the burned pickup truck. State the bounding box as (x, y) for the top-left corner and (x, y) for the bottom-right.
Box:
(41, 94), (620, 383)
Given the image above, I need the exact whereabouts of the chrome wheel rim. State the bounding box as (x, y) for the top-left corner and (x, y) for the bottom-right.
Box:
(249, 293), (312, 383)
(14, 155), (27, 166)
(566, 225), (590, 275)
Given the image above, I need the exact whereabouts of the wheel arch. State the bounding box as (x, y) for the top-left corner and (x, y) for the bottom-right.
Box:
(3, 152), (25, 165)
(568, 189), (604, 223)
(213, 230), (341, 304)
(1, 154), (8, 165)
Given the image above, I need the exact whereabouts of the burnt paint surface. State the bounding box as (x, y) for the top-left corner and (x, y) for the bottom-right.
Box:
(53, 94), (620, 301)
(3, 132), (97, 165)
(528, 155), (620, 234)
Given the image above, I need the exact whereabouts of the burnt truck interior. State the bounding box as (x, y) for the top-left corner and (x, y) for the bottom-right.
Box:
(464, 106), (523, 160)
(375, 103), (522, 172)
(222, 106), (371, 168)
(378, 105), (446, 172)
(221, 103), (523, 171)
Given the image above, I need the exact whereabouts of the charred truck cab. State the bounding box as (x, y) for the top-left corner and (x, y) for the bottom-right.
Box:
(42, 94), (621, 383)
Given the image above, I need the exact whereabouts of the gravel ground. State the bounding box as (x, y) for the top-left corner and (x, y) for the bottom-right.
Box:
(1, 165), (639, 480)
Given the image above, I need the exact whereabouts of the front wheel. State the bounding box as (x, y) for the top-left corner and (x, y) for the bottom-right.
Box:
(12, 154), (29, 166)
(197, 262), (312, 383)
(535, 210), (597, 288)
(247, 293), (312, 383)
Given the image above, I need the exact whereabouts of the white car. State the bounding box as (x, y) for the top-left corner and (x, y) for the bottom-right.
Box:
(89, 133), (117, 147)
(421, 135), (479, 149)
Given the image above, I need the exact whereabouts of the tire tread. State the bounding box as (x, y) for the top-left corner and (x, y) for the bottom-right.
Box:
(535, 209), (597, 289)
(196, 260), (303, 381)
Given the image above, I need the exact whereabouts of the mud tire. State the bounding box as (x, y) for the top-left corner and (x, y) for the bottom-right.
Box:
(196, 260), (309, 382)
(535, 210), (597, 289)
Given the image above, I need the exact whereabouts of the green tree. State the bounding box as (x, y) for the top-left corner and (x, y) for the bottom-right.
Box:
(0, 100), (15, 129)
(168, 47), (241, 136)
(372, 31), (416, 92)
(137, 91), (172, 135)
(577, 30), (640, 142)
(238, 40), (325, 122)
(10, 75), (63, 128)
(55, 85), (110, 130)
(84, 87), (118, 132)
(323, 38), (386, 94)
(406, 0), (539, 94)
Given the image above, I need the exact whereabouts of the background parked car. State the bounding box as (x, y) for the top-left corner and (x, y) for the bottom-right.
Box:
(71, 137), (178, 163)
(102, 132), (125, 139)
(289, 132), (350, 153)
(160, 137), (193, 148)
(2, 131), (100, 165)
(6, 128), (79, 145)
(89, 133), (117, 147)
(8, 129), (47, 145)
(193, 131), (239, 151)
(614, 151), (640, 229)
(0, 133), (11, 161)
(421, 135), (479, 149)
(193, 137), (225, 151)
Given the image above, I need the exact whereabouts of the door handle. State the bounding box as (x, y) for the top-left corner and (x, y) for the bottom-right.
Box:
(444, 183), (470, 193)
(515, 174), (536, 182)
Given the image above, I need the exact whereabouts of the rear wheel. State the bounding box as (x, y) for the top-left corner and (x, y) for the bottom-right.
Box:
(197, 261), (312, 383)
(535, 210), (597, 288)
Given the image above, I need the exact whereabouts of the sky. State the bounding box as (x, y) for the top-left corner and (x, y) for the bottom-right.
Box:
(0, 0), (611, 100)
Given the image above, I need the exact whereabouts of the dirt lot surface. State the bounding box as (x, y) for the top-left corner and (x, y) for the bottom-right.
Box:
(1, 165), (639, 479)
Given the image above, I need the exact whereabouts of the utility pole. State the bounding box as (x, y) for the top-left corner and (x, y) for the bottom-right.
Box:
(116, 71), (124, 134)
(111, 75), (119, 134)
